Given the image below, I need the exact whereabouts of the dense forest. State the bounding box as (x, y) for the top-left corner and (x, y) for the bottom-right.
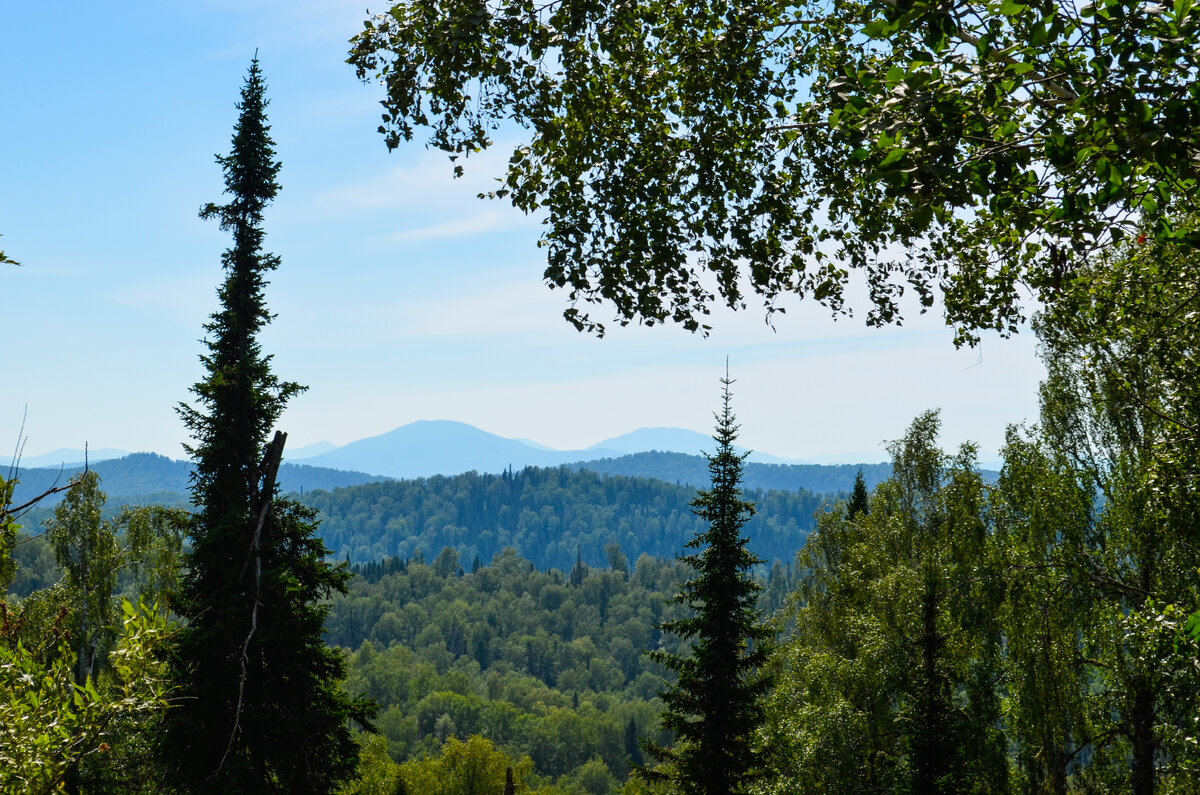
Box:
(570, 453), (898, 494)
(7, 465), (823, 598)
(328, 547), (793, 791)
(299, 466), (830, 570)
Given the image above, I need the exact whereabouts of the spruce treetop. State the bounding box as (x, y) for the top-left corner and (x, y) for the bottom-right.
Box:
(201, 57), (281, 231)
(179, 56), (303, 524)
(644, 372), (771, 795)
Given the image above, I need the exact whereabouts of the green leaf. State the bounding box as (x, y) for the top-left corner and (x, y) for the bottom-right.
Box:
(880, 148), (907, 167)
(1185, 609), (1200, 640)
(861, 19), (897, 38)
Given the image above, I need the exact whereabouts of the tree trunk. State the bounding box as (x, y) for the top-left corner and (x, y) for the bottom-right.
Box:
(1130, 675), (1155, 795)
(913, 571), (947, 794)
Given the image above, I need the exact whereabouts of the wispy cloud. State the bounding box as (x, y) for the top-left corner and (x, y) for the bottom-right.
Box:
(386, 210), (527, 243)
(311, 146), (526, 214)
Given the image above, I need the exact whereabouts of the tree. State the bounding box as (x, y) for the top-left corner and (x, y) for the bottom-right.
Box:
(395, 735), (536, 795)
(1027, 230), (1200, 794)
(46, 471), (187, 690)
(337, 733), (406, 795)
(166, 57), (366, 793)
(847, 469), (869, 520)
(349, 0), (1200, 340)
(1, 467), (76, 592)
(642, 373), (770, 794)
(988, 432), (1095, 795)
(766, 412), (1007, 793)
(570, 545), (588, 587)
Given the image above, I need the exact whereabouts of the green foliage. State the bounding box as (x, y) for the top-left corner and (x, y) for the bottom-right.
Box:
(643, 376), (770, 794)
(331, 548), (690, 788)
(397, 735), (536, 794)
(301, 465), (824, 570)
(6, 529), (59, 598)
(1028, 228), (1200, 793)
(0, 473), (19, 590)
(46, 471), (187, 691)
(0, 597), (174, 795)
(988, 430), (1094, 793)
(846, 469), (868, 520)
(767, 411), (1007, 793)
(767, 234), (1200, 794)
(341, 732), (406, 795)
(349, 0), (1200, 340)
(166, 58), (365, 793)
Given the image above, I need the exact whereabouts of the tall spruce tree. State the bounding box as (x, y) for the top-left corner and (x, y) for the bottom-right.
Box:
(643, 372), (771, 794)
(167, 58), (364, 794)
(847, 469), (869, 520)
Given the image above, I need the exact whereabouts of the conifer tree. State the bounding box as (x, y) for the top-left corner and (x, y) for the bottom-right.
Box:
(166, 58), (364, 794)
(643, 372), (771, 794)
(570, 544), (588, 586)
(847, 469), (869, 520)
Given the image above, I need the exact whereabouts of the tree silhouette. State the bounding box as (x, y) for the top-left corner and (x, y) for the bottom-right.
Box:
(643, 371), (771, 794)
(166, 57), (366, 794)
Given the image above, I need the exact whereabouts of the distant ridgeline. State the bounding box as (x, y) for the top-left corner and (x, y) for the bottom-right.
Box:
(8, 452), (386, 507)
(8, 451), (898, 573)
(298, 466), (834, 570)
(571, 451), (895, 493)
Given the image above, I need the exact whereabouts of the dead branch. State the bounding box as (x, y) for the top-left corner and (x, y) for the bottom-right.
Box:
(218, 431), (287, 775)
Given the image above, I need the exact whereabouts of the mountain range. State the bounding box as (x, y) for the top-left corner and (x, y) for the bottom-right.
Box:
(8, 453), (385, 509)
(290, 420), (835, 477)
(15, 420), (886, 479)
(8, 421), (907, 508)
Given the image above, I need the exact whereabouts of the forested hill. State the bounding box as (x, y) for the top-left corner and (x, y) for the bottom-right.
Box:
(299, 466), (833, 570)
(10, 452), (386, 506)
(572, 451), (895, 493)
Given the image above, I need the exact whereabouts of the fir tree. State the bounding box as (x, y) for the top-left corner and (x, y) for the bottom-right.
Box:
(570, 544), (588, 586)
(643, 372), (772, 794)
(625, 717), (644, 767)
(847, 469), (869, 520)
(166, 57), (365, 794)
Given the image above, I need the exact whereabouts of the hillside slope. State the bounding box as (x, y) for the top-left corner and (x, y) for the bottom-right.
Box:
(299, 466), (835, 569)
(10, 452), (386, 506)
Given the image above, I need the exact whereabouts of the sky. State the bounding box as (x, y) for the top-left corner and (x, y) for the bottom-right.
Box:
(2, 1), (1046, 467)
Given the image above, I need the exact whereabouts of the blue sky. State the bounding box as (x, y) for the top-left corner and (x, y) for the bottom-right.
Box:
(2, 1), (1044, 466)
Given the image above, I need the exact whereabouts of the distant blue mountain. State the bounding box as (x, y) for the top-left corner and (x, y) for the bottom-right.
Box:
(285, 440), (338, 461)
(10, 452), (386, 507)
(302, 420), (624, 479)
(12, 422), (904, 501)
(14, 447), (130, 469)
(589, 427), (714, 455)
(588, 426), (798, 464)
